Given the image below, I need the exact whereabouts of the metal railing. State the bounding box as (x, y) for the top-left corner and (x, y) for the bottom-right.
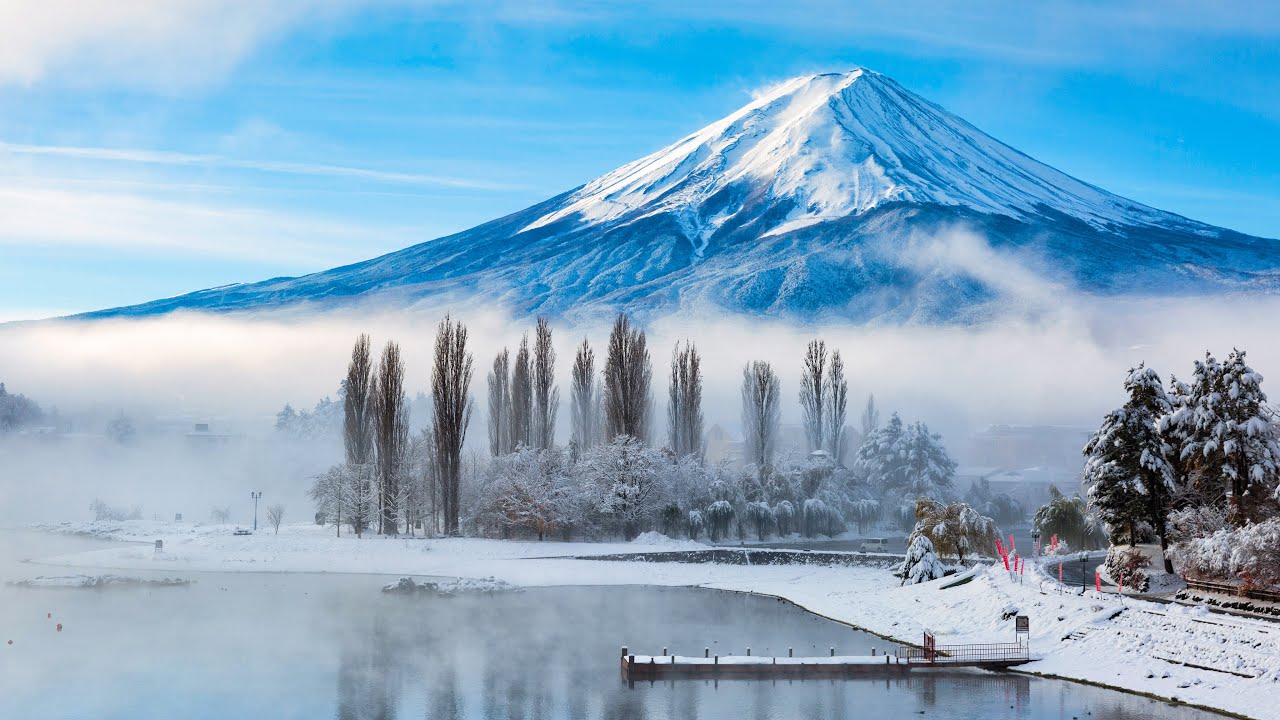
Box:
(1184, 578), (1280, 604)
(897, 642), (1029, 665)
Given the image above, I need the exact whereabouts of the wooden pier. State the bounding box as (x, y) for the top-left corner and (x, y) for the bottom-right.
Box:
(621, 628), (1032, 680)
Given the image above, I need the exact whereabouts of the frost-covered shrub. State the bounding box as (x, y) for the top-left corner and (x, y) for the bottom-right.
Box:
(1169, 528), (1235, 581)
(1105, 546), (1150, 592)
(1231, 519), (1280, 591)
(1168, 505), (1229, 544)
(1043, 538), (1072, 556)
(90, 499), (142, 522)
(898, 535), (945, 585)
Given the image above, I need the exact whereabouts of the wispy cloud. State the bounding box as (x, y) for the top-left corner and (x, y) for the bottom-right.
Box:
(0, 141), (522, 191)
(0, 184), (414, 266)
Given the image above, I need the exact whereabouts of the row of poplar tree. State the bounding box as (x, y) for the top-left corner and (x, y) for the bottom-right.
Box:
(309, 312), (883, 538)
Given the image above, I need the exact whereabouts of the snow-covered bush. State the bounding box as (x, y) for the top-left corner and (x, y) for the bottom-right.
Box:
(1169, 505), (1229, 544)
(1169, 528), (1235, 582)
(1105, 546), (1150, 592)
(1043, 538), (1072, 556)
(898, 535), (945, 585)
(90, 499), (142, 522)
(1232, 518), (1280, 590)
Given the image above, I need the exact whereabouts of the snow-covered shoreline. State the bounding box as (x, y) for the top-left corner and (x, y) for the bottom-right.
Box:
(17, 521), (1279, 720)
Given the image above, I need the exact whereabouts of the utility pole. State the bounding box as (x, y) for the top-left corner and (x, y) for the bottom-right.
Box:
(251, 491), (262, 531)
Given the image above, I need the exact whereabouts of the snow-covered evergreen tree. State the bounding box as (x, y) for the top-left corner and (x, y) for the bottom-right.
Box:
(899, 534), (945, 585)
(854, 413), (956, 502)
(1161, 350), (1280, 525)
(1084, 364), (1176, 564)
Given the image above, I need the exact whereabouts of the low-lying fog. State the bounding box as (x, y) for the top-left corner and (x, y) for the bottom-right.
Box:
(2, 292), (1278, 526)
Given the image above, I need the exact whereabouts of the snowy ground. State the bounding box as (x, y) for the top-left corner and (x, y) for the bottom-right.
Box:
(20, 520), (1280, 720)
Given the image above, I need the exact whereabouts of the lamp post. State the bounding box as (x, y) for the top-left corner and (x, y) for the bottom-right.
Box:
(1079, 551), (1089, 594)
(251, 491), (262, 531)
(1032, 530), (1041, 557)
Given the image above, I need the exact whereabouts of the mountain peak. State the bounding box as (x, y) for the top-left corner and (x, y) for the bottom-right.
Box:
(75, 70), (1279, 325)
(523, 68), (1203, 241)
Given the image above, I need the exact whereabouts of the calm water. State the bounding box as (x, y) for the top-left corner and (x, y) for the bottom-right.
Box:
(0, 531), (1226, 719)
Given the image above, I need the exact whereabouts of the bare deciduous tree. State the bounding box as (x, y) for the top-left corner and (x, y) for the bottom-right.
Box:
(266, 504), (285, 535)
(799, 339), (827, 453)
(509, 336), (532, 450)
(308, 465), (348, 536)
(487, 349), (512, 456)
(860, 393), (880, 438)
(666, 340), (704, 459)
(532, 317), (559, 450)
(343, 334), (374, 466)
(210, 506), (232, 524)
(372, 341), (408, 536)
(570, 338), (598, 453)
(433, 315), (474, 536)
(741, 361), (781, 470)
(825, 350), (848, 463)
(603, 314), (652, 443)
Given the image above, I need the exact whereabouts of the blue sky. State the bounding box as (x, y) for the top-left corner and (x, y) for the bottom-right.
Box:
(2, 1), (1279, 320)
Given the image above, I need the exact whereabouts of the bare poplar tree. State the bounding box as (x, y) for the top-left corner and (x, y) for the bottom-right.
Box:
(666, 340), (704, 458)
(570, 338), (598, 452)
(799, 339), (827, 453)
(509, 335), (532, 450)
(742, 361), (781, 470)
(532, 317), (559, 450)
(860, 393), (880, 438)
(825, 350), (849, 463)
(432, 315), (474, 536)
(372, 341), (407, 535)
(343, 334), (374, 466)
(487, 349), (512, 456)
(603, 313), (652, 442)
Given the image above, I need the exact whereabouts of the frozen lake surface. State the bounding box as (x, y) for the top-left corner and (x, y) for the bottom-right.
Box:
(0, 530), (1229, 719)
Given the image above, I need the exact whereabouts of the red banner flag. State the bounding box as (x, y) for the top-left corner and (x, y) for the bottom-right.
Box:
(1095, 570), (1102, 593)
(1058, 563), (1063, 583)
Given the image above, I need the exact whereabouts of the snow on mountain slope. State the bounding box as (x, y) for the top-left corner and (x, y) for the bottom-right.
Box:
(523, 70), (1204, 240)
(75, 69), (1280, 325)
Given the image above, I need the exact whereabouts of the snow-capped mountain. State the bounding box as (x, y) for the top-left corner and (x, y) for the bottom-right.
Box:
(83, 69), (1280, 324)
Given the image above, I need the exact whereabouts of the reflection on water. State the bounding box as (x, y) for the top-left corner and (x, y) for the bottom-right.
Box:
(0, 532), (1229, 720)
